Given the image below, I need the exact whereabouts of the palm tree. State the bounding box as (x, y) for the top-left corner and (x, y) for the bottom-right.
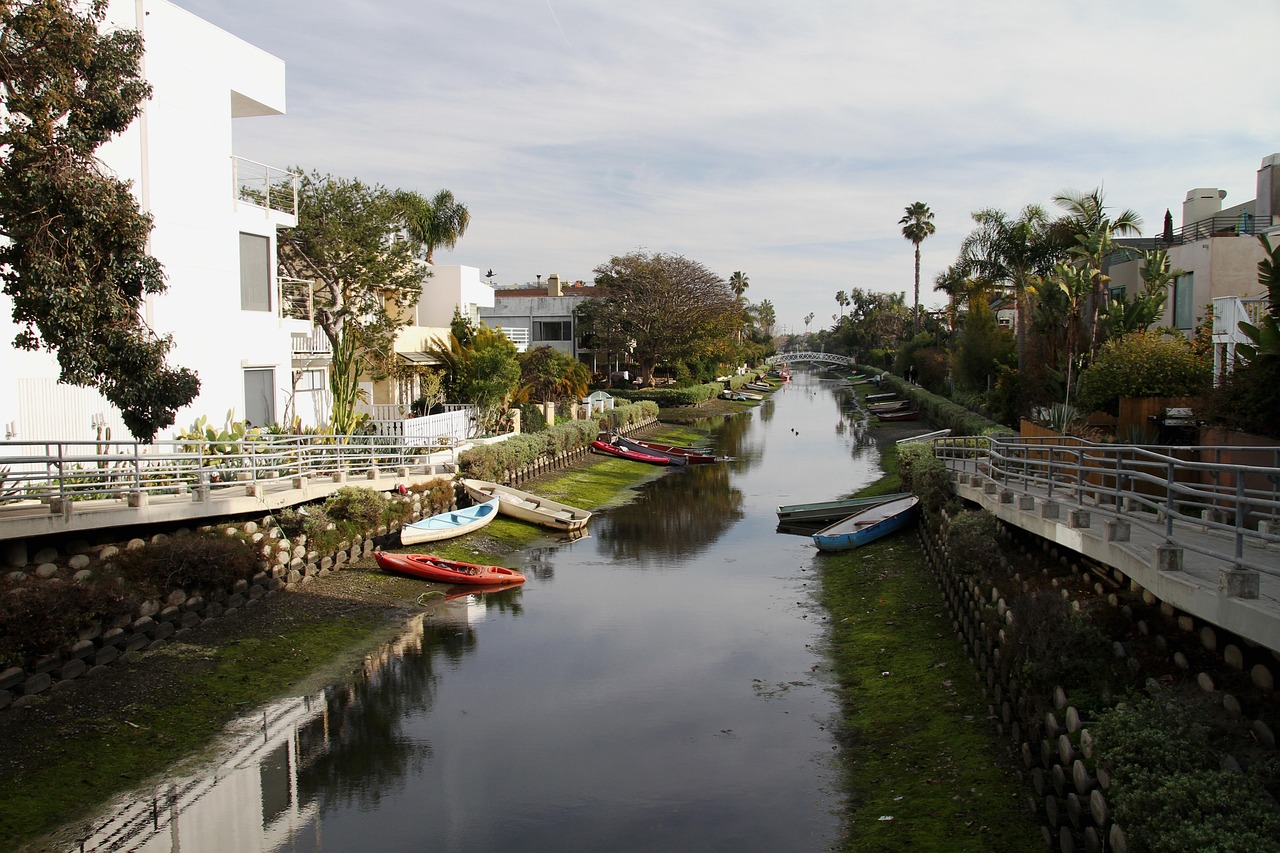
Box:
(397, 189), (472, 264)
(1053, 188), (1142, 357)
(958, 205), (1062, 371)
(900, 202), (936, 333)
(729, 270), (750, 300)
(835, 289), (848, 317)
(804, 312), (814, 338)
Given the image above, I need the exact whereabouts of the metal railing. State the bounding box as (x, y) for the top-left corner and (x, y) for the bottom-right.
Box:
(1162, 214), (1273, 245)
(279, 277), (313, 322)
(0, 431), (463, 508)
(933, 434), (1280, 577)
(232, 156), (299, 218)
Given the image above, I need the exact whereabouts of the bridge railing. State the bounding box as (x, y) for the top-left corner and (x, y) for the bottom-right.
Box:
(766, 351), (856, 366)
(933, 434), (1280, 577)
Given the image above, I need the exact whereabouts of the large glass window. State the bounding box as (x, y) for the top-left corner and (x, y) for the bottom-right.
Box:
(240, 232), (271, 312)
(244, 368), (275, 427)
(1173, 273), (1195, 330)
(533, 320), (573, 341)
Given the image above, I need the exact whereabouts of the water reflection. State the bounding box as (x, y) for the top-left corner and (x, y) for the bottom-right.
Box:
(595, 463), (744, 566)
(66, 588), (524, 853)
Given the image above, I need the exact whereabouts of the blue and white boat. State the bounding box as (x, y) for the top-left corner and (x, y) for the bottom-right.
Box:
(400, 497), (500, 546)
(811, 495), (919, 551)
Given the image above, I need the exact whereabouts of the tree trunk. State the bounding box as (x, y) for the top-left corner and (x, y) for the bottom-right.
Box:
(913, 243), (922, 333)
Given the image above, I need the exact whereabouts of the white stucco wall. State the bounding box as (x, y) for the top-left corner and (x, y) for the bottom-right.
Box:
(0, 0), (294, 440)
(417, 265), (495, 328)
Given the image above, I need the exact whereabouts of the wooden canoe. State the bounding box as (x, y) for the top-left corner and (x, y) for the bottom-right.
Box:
(776, 492), (913, 525)
(400, 497), (500, 546)
(460, 478), (592, 531)
(812, 495), (919, 551)
(374, 551), (525, 585)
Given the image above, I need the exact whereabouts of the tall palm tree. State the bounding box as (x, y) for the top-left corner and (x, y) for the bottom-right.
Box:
(729, 270), (750, 300)
(835, 289), (849, 317)
(900, 202), (936, 333)
(397, 189), (472, 264)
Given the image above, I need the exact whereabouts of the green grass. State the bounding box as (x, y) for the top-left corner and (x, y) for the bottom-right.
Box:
(818, 472), (1040, 851)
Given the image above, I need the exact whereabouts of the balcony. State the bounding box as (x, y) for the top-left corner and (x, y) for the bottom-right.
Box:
(280, 277), (313, 323)
(233, 156), (299, 222)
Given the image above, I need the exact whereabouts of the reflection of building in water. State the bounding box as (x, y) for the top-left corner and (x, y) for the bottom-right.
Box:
(71, 607), (455, 845)
(75, 689), (329, 852)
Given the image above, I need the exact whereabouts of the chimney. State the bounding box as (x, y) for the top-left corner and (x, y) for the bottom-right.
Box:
(548, 273), (562, 297)
(1257, 153), (1280, 226)
(1182, 187), (1226, 228)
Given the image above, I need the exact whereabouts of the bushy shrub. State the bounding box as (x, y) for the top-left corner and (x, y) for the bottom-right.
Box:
(943, 510), (1001, 572)
(0, 576), (134, 668)
(324, 486), (407, 530)
(1095, 683), (1280, 852)
(899, 445), (952, 515)
(115, 533), (262, 596)
(612, 384), (716, 406)
(1006, 590), (1113, 696)
(411, 479), (456, 516)
(1075, 332), (1211, 416)
(1208, 355), (1280, 439)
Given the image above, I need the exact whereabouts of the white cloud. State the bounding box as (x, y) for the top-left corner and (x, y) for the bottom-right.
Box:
(181, 0), (1280, 333)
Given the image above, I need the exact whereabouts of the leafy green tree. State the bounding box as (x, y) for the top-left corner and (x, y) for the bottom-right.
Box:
(1074, 333), (1211, 416)
(952, 298), (1015, 393)
(517, 345), (590, 404)
(900, 201), (936, 332)
(278, 172), (423, 433)
(0, 0), (199, 440)
(583, 251), (740, 386)
(457, 327), (520, 435)
(396, 188), (470, 264)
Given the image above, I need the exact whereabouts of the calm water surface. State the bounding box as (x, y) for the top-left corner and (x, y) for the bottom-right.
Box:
(73, 371), (895, 853)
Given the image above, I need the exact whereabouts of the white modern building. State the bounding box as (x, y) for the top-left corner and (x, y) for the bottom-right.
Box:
(0, 0), (303, 442)
(479, 274), (597, 366)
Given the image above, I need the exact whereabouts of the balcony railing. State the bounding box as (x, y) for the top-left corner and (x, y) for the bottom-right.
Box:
(1162, 214), (1273, 246)
(233, 157), (299, 218)
(280, 277), (313, 322)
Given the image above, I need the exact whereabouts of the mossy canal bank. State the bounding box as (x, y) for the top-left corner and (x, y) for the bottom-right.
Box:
(1, 427), (691, 852)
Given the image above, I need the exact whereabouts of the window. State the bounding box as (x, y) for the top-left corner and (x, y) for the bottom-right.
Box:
(240, 233), (271, 312)
(244, 368), (275, 427)
(1108, 285), (1126, 304)
(534, 320), (573, 341)
(1173, 273), (1195, 330)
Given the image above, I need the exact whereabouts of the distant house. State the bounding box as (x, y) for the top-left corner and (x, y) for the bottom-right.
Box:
(0, 0), (302, 441)
(1106, 154), (1280, 381)
(479, 274), (600, 369)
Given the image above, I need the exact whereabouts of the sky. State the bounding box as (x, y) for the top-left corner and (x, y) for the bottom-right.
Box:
(176, 0), (1280, 337)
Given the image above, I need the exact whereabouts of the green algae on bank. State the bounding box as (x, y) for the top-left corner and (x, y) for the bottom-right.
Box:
(818, 469), (1039, 852)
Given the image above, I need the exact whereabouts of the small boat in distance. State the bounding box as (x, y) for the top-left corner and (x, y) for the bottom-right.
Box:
(590, 439), (685, 466)
(812, 495), (919, 552)
(867, 400), (910, 413)
(876, 409), (920, 422)
(400, 497), (500, 546)
(460, 478), (592, 531)
(374, 551), (525, 585)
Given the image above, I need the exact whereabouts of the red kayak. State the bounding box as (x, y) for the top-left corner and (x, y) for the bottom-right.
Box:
(374, 551), (526, 585)
(613, 435), (717, 464)
(590, 439), (683, 466)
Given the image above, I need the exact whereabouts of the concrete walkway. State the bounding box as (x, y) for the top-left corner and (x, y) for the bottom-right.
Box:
(945, 461), (1280, 656)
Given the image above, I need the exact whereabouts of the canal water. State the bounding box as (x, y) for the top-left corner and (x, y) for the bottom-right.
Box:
(71, 370), (893, 853)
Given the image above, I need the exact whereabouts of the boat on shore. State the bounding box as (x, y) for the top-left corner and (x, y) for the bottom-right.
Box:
(867, 399), (910, 413)
(590, 438), (684, 466)
(812, 495), (919, 551)
(460, 478), (593, 531)
(776, 492), (912, 526)
(612, 435), (718, 464)
(876, 409), (920, 422)
(723, 388), (763, 401)
(374, 551), (526, 585)
(400, 497), (500, 546)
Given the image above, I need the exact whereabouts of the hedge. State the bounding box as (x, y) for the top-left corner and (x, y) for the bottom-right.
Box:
(854, 364), (1014, 437)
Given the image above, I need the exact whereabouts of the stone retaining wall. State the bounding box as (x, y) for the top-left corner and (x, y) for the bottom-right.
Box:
(0, 429), (620, 713)
(918, 512), (1279, 852)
